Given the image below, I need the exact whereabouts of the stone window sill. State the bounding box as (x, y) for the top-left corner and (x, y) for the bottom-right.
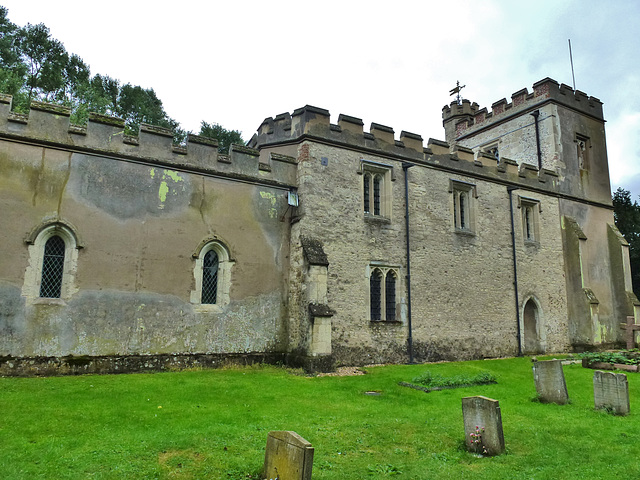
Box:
(454, 228), (475, 237)
(364, 214), (391, 225)
(193, 304), (224, 314)
(31, 297), (67, 306)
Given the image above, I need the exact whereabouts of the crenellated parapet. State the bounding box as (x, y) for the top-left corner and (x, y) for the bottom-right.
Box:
(250, 104), (562, 195)
(442, 78), (604, 142)
(0, 96), (297, 188)
(249, 104), (429, 162)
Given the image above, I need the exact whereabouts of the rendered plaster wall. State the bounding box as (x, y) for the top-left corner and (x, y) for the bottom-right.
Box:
(0, 139), (292, 357)
(290, 140), (571, 366)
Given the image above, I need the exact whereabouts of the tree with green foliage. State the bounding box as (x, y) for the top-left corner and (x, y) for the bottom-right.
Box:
(17, 22), (71, 104)
(198, 121), (244, 154)
(0, 6), (26, 101)
(70, 73), (120, 125)
(612, 187), (640, 296)
(116, 83), (179, 135)
(0, 6), (243, 147)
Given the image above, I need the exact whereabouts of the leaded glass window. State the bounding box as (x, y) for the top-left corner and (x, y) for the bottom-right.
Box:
(385, 272), (396, 321)
(202, 249), (219, 304)
(370, 269), (382, 321)
(39, 236), (65, 298)
(363, 173), (371, 213)
(373, 175), (381, 215)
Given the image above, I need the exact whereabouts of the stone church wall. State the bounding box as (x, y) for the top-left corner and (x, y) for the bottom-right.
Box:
(0, 76), (633, 374)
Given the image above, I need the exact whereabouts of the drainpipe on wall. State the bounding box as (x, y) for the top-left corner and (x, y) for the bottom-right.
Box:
(507, 185), (523, 356)
(402, 163), (415, 363)
(531, 110), (542, 170)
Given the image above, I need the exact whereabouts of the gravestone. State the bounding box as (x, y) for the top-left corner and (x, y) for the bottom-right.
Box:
(263, 431), (314, 480)
(461, 396), (505, 456)
(593, 370), (630, 416)
(620, 315), (640, 350)
(532, 359), (569, 404)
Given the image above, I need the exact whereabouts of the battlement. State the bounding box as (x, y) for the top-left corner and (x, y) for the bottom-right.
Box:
(250, 104), (564, 195)
(0, 94), (600, 200)
(0, 96), (297, 188)
(442, 78), (604, 140)
(249, 105), (429, 161)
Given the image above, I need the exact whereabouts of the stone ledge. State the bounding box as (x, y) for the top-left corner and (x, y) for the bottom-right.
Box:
(0, 353), (288, 377)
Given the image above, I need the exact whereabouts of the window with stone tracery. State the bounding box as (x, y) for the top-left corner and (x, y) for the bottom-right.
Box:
(450, 180), (477, 233)
(362, 161), (392, 219)
(369, 265), (399, 322)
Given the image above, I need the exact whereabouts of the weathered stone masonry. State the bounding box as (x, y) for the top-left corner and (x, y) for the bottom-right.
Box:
(0, 77), (636, 375)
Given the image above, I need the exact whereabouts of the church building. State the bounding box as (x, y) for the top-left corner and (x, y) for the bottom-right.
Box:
(0, 78), (635, 374)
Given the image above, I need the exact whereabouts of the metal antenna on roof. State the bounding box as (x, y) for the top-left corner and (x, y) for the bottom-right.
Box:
(449, 81), (466, 105)
(568, 39), (576, 91)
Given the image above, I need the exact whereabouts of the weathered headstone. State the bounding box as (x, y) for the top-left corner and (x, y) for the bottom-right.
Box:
(593, 370), (630, 416)
(263, 431), (314, 480)
(461, 396), (505, 456)
(532, 359), (569, 404)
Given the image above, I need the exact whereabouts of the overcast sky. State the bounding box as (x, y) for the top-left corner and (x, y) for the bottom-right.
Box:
(3, 0), (639, 198)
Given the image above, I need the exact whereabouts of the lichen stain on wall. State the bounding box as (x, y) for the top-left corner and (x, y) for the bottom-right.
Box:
(253, 189), (289, 272)
(67, 155), (192, 219)
(259, 191), (278, 219)
(151, 168), (185, 208)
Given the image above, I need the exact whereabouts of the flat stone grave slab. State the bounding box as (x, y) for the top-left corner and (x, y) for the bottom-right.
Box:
(533, 359), (569, 404)
(263, 430), (314, 480)
(593, 370), (630, 416)
(461, 395), (505, 456)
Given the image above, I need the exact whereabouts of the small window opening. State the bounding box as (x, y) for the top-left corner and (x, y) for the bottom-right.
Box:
(370, 269), (382, 321)
(202, 249), (219, 304)
(385, 272), (396, 321)
(363, 173), (371, 213)
(373, 175), (381, 215)
(39, 235), (65, 298)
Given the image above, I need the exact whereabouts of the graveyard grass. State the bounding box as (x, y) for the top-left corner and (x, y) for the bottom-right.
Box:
(1, 357), (638, 479)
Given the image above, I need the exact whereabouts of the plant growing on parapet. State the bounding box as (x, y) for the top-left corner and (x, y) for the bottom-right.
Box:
(199, 120), (244, 154)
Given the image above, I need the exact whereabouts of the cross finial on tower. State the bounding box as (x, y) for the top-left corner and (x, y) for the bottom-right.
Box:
(449, 81), (466, 105)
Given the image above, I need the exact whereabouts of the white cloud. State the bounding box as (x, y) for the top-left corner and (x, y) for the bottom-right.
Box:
(2, 0), (639, 199)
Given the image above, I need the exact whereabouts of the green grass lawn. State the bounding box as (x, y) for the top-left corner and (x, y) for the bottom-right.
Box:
(1, 357), (638, 479)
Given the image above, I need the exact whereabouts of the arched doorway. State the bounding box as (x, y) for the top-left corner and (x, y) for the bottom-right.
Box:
(523, 298), (542, 354)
